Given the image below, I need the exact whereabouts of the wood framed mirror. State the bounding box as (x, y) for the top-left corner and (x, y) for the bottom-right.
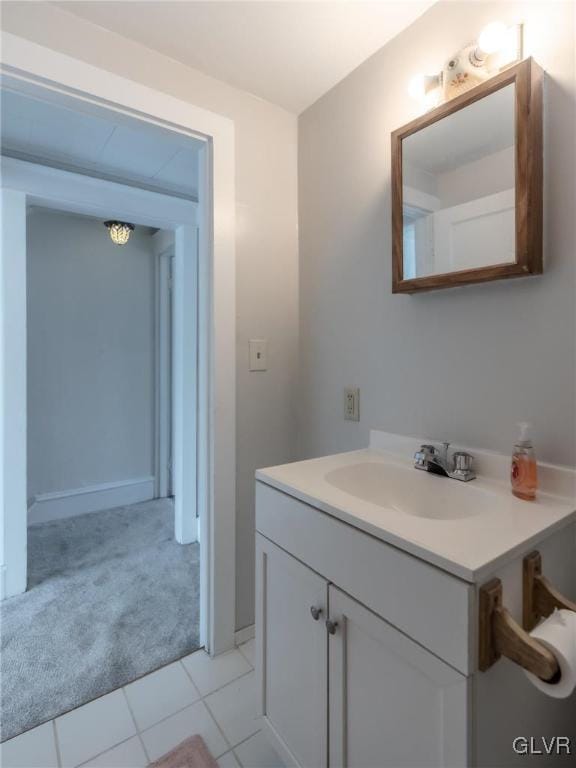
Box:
(391, 58), (543, 293)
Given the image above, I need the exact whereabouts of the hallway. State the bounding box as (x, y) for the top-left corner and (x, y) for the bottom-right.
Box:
(1, 499), (200, 742)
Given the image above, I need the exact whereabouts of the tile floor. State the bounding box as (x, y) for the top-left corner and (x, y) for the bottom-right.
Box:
(0, 640), (285, 768)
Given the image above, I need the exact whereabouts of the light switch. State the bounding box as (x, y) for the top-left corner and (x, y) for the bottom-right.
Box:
(249, 339), (268, 371)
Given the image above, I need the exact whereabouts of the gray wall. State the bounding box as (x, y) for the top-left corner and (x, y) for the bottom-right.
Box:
(298, 0), (576, 467)
(27, 208), (155, 498)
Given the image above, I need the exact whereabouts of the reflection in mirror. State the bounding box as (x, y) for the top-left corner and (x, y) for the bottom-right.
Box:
(402, 84), (515, 279)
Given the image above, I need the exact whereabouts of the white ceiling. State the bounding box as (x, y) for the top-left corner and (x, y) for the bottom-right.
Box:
(57, 1), (436, 114)
(0, 88), (203, 199)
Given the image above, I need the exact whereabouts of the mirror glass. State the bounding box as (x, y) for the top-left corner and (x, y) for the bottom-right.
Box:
(402, 84), (515, 279)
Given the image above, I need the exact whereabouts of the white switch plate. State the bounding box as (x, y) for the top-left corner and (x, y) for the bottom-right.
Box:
(249, 339), (268, 371)
(344, 387), (360, 421)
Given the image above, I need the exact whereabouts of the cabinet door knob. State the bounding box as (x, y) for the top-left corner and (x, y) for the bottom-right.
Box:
(325, 619), (338, 635)
(310, 606), (322, 621)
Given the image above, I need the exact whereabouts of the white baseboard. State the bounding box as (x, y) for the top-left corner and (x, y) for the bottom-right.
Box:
(235, 624), (255, 645)
(28, 476), (156, 524)
(0, 562), (26, 600)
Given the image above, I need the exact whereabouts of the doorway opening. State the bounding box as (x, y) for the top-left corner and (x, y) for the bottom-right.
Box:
(0, 82), (211, 741)
(1, 40), (237, 736)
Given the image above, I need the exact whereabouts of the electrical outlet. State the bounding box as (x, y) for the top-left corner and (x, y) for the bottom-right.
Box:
(344, 387), (360, 421)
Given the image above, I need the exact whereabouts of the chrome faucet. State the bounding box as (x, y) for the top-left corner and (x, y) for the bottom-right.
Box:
(414, 441), (476, 482)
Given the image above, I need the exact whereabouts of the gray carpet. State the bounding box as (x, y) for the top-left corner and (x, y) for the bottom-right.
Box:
(0, 499), (200, 742)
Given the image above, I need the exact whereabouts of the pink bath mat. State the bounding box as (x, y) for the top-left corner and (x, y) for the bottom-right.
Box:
(149, 734), (219, 768)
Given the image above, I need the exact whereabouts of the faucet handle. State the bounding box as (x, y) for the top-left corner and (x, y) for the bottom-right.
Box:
(414, 444), (435, 467)
(414, 450), (426, 465)
(453, 451), (472, 469)
(452, 451), (475, 476)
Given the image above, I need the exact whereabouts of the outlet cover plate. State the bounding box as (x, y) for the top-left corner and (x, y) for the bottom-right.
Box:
(344, 387), (360, 421)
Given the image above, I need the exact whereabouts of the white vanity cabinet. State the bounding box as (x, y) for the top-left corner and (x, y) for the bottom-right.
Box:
(327, 586), (468, 768)
(256, 535), (328, 768)
(255, 483), (470, 768)
(256, 436), (576, 768)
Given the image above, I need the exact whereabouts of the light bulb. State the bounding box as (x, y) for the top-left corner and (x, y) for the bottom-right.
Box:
(423, 88), (441, 111)
(478, 21), (508, 55)
(408, 74), (427, 101)
(408, 74), (440, 102)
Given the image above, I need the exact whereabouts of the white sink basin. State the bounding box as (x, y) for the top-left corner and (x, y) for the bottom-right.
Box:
(257, 434), (576, 581)
(325, 461), (495, 520)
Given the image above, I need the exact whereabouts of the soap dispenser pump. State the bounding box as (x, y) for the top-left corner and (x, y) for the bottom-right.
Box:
(511, 422), (538, 501)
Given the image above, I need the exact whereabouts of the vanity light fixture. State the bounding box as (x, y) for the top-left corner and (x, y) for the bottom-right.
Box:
(104, 220), (135, 246)
(407, 74), (441, 101)
(408, 21), (523, 110)
(476, 21), (509, 59)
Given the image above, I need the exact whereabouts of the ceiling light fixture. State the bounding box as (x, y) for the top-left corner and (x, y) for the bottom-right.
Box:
(104, 220), (134, 246)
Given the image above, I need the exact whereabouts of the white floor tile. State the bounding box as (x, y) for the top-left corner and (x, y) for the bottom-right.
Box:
(56, 689), (136, 767)
(141, 700), (228, 761)
(124, 661), (200, 731)
(205, 672), (260, 748)
(218, 749), (242, 768)
(238, 639), (255, 667)
(234, 731), (285, 768)
(182, 649), (251, 695)
(0, 722), (59, 768)
(79, 737), (148, 767)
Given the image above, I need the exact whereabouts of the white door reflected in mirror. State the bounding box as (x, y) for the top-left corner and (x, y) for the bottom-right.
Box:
(402, 84), (515, 279)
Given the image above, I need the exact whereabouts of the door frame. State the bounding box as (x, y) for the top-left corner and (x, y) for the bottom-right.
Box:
(153, 231), (175, 502)
(152, 226), (199, 545)
(0, 32), (237, 655)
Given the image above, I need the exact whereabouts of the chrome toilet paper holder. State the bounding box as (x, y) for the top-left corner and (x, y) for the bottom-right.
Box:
(478, 551), (576, 681)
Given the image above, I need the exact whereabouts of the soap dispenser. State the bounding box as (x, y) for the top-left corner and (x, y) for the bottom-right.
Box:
(511, 422), (538, 501)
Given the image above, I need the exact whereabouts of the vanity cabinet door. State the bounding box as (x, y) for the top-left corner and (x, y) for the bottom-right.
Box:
(256, 534), (328, 768)
(328, 586), (469, 768)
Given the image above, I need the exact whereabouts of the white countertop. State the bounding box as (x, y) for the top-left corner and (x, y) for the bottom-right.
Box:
(256, 435), (576, 583)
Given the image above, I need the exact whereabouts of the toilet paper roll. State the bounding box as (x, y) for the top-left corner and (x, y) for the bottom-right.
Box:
(524, 609), (576, 699)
